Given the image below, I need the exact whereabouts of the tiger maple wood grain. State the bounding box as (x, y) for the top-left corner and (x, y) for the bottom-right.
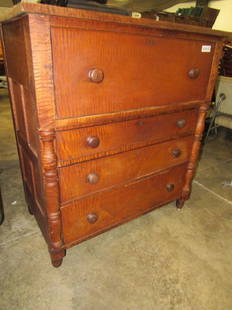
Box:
(1, 3), (230, 267)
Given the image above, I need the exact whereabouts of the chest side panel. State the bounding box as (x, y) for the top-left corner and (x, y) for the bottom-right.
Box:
(1, 17), (45, 222)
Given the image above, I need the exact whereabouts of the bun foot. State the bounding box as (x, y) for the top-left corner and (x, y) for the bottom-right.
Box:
(49, 248), (66, 268)
(52, 258), (63, 268)
(27, 204), (33, 215)
(176, 198), (185, 209)
(24, 194), (34, 215)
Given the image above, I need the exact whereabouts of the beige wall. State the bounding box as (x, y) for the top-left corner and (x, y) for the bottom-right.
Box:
(166, 0), (232, 32)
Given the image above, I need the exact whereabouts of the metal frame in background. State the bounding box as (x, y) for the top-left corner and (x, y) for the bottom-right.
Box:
(204, 93), (226, 142)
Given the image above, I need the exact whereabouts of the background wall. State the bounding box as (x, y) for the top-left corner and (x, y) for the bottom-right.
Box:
(166, 0), (232, 32)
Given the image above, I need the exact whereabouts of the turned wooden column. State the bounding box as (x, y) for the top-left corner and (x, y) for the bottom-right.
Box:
(39, 130), (65, 267)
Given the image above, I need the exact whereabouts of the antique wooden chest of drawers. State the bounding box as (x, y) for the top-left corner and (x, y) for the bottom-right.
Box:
(1, 3), (230, 267)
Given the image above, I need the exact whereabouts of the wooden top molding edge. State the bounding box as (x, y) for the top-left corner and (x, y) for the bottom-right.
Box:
(1, 2), (232, 40)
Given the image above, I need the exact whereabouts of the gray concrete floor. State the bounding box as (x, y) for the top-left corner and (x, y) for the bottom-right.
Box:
(0, 88), (232, 310)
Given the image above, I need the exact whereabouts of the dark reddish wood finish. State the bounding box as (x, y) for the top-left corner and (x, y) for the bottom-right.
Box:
(56, 109), (198, 165)
(1, 3), (228, 267)
(61, 164), (187, 245)
(59, 136), (194, 202)
(51, 20), (214, 118)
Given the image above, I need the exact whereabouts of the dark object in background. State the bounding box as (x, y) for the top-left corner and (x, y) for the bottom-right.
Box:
(0, 61), (5, 76)
(40, 0), (68, 6)
(40, 0), (107, 6)
(67, 0), (129, 15)
(0, 39), (5, 76)
(142, 6), (219, 28)
(196, 0), (209, 7)
(40, 0), (107, 5)
(14, 0), (107, 4)
(219, 44), (232, 77)
(176, 6), (219, 27)
(0, 187), (4, 225)
(40, 0), (129, 15)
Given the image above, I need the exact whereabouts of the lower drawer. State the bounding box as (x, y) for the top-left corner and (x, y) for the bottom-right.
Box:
(61, 163), (187, 245)
(59, 136), (193, 202)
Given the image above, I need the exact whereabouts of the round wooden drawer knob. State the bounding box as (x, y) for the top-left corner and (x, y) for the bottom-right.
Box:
(188, 68), (200, 79)
(88, 68), (104, 83)
(87, 173), (99, 184)
(166, 184), (175, 192)
(176, 119), (186, 128)
(172, 149), (181, 158)
(137, 120), (145, 126)
(86, 136), (100, 148)
(87, 213), (98, 224)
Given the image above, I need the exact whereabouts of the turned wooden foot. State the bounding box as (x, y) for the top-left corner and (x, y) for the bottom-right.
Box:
(24, 187), (34, 215)
(52, 258), (63, 268)
(49, 249), (66, 268)
(176, 198), (185, 209)
(27, 204), (33, 215)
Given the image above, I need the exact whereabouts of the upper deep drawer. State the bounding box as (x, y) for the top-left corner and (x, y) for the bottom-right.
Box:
(51, 26), (214, 118)
(56, 109), (198, 164)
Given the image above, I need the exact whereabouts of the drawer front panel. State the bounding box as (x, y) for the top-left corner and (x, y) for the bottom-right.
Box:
(61, 164), (186, 244)
(52, 26), (214, 118)
(59, 136), (193, 202)
(57, 109), (198, 163)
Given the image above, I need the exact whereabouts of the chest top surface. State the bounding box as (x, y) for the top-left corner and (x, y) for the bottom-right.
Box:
(1, 2), (232, 41)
